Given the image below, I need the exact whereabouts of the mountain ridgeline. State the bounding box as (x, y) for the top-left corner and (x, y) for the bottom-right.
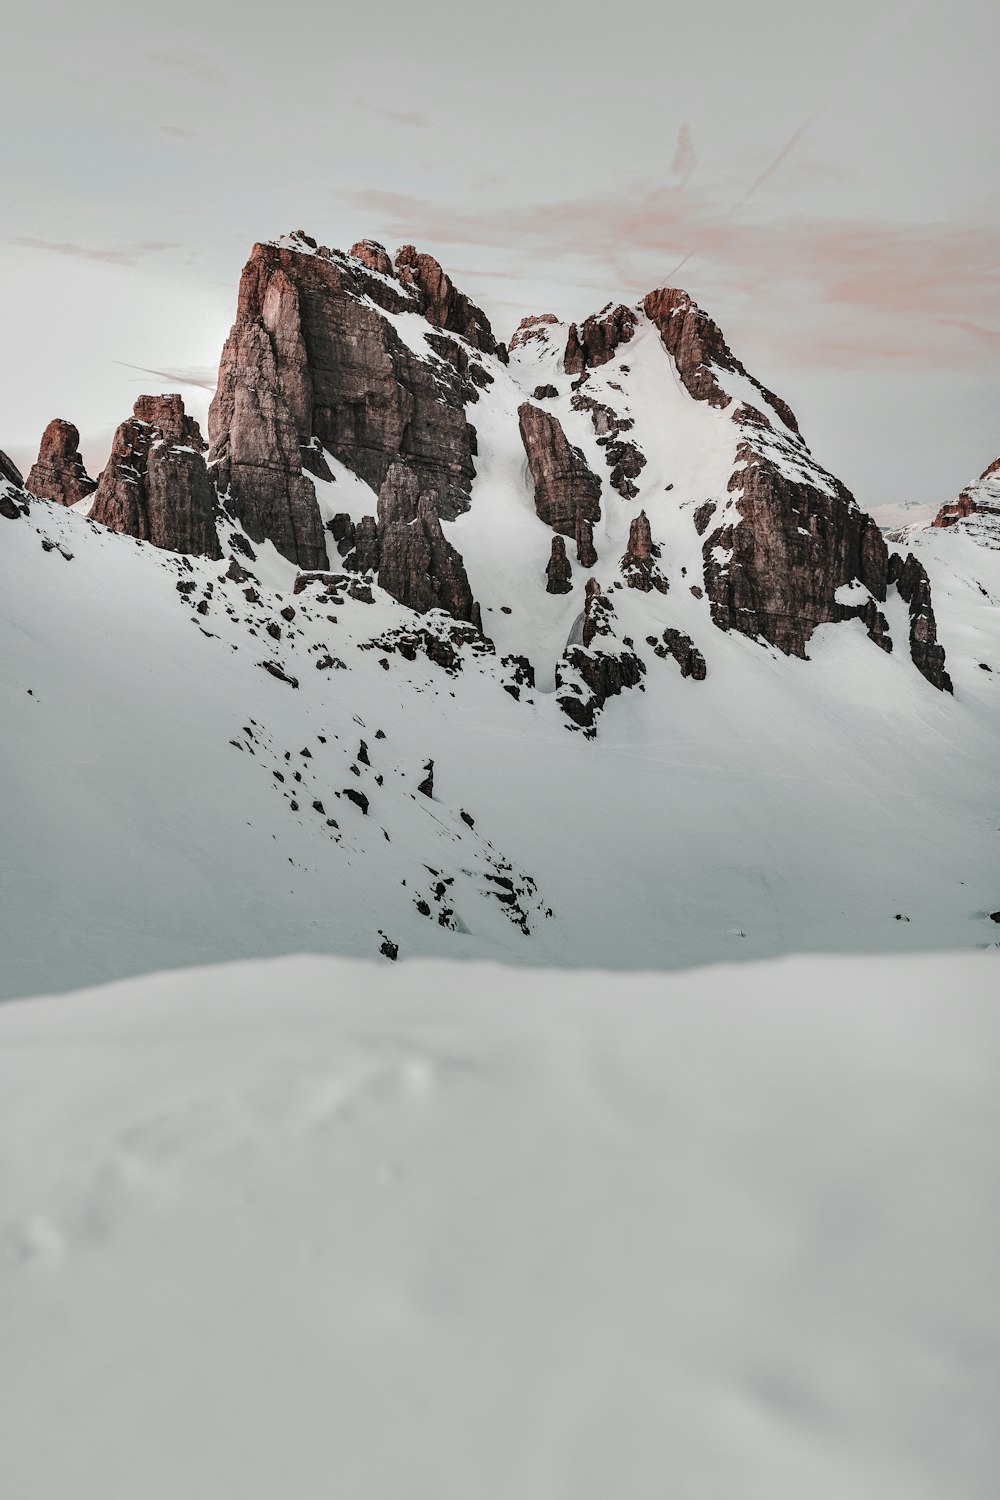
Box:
(4, 231), (1000, 987)
(13, 228), (994, 726)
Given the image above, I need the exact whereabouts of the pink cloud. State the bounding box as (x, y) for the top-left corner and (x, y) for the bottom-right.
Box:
(336, 183), (1000, 372)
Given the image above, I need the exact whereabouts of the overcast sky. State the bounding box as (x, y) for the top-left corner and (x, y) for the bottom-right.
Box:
(2, 0), (998, 508)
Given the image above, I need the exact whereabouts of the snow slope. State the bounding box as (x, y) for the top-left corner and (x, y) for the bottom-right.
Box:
(2, 949), (998, 1500)
(2, 481), (999, 1000)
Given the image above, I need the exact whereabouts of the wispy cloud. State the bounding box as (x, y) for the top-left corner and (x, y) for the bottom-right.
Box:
(160, 124), (200, 140)
(112, 361), (217, 391)
(352, 98), (432, 129)
(337, 182), (1000, 371)
(12, 238), (180, 266)
(145, 51), (224, 84)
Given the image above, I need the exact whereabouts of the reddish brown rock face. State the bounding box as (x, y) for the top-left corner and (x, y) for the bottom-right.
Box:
(343, 515), (380, 575)
(374, 462), (478, 623)
(931, 457), (1000, 532)
(348, 240), (395, 278)
(508, 313), (559, 353)
(89, 397), (221, 559)
(132, 396), (206, 451)
(394, 245), (503, 359)
(888, 551), (953, 692)
(702, 438), (890, 660)
(26, 419), (96, 508)
(620, 510), (668, 593)
(564, 304), (637, 375)
(643, 287), (799, 434)
(209, 239), (488, 569)
(517, 403), (602, 565)
(933, 492), (979, 528)
(639, 284), (945, 679)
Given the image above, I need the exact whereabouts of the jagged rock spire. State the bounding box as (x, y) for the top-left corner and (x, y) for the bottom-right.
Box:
(26, 420), (95, 507)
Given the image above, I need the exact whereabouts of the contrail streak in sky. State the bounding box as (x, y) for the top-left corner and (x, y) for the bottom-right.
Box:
(111, 360), (217, 391)
(664, 114), (818, 281)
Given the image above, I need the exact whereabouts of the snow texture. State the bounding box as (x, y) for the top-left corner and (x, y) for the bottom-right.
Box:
(1, 950), (998, 1500)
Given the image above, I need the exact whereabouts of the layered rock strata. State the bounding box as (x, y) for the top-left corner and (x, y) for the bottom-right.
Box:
(374, 463), (478, 624)
(643, 288), (799, 433)
(564, 303), (637, 375)
(518, 403), (602, 566)
(89, 397), (221, 558)
(888, 552), (953, 692)
(701, 435), (891, 660)
(209, 235), (498, 569)
(25, 420), (95, 507)
(621, 511), (668, 592)
(931, 457), (1000, 548)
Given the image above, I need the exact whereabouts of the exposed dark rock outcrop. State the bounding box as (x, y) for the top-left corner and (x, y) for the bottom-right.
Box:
(647, 628), (707, 679)
(701, 429), (899, 665)
(328, 512), (356, 556)
(509, 313), (559, 353)
(394, 245), (503, 359)
(375, 462), (478, 623)
(546, 535), (573, 594)
(361, 615), (495, 675)
(931, 457), (1000, 548)
(0, 450), (23, 488)
(25, 420), (96, 507)
(569, 392), (646, 499)
(89, 396), (222, 558)
(349, 239), (395, 278)
(621, 511), (668, 593)
(643, 287), (799, 435)
(501, 654), (535, 699)
(557, 647), (646, 733)
(693, 501), (716, 536)
(564, 304), (637, 375)
(343, 515), (380, 574)
(0, 451), (28, 519)
(209, 237), (486, 568)
(556, 579), (645, 734)
(518, 403), (602, 566)
(133, 395), (207, 451)
(888, 552), (953, 692)
(581, 576), (613, 648)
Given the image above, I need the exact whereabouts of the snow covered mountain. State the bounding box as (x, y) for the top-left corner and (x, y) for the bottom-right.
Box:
(2, 232), (998, 997)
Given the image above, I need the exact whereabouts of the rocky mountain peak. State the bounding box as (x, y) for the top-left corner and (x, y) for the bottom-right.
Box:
(564, 303), (637, 375)
(35, 229), (957, 715)
(89, 394), (220, 558)
(25, 419), (96, 508)
(509, 313), (560, 353)
(642, 286), (800, 435)
(931, 455), (1000, 546)
(132, 394), (206, 451)
(393, 244), (503, 359)
(348, 239), (395, 277)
